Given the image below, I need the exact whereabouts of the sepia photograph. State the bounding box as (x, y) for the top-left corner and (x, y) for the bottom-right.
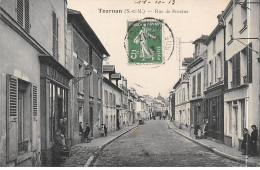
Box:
(0, 0), (260, 167)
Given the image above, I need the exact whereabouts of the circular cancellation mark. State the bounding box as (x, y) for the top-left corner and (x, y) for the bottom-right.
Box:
(124, 17), (175, 68)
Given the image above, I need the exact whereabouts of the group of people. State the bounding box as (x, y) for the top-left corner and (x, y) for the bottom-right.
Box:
(53, 118), (69, 166)
(192, 121), (208, 139)
(79, 122), (91, 142)
(241, 125), (258, 157)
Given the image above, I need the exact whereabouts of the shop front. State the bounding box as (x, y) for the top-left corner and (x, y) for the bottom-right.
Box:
(39, 55), (73, 166)
(204, 84), (224, 143)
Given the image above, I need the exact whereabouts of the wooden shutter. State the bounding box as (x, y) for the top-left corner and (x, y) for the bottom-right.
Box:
(232, 55), (236, 87)
(224, 61), (228, 90)
(31, 85), (38, 151)
(24, 0), (30, 33)
(192, 76), (196, 96)
(236, 53), (240, 86)
(52, 12), (58, 59)
(6, 75), (18, 162)
(17, 0), (24, 27)
(247, 43), (252, 83)
(197, 73), (201, 95)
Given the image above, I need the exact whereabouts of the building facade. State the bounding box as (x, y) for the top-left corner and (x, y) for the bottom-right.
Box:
(174, 73), (190, 129)
(223, 0), (260, 150)
(188, 35), (208, 128)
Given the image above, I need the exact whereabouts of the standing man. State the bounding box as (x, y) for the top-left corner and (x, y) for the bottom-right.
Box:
(250, 125), (258, 156)
(84, 123), (91, 143)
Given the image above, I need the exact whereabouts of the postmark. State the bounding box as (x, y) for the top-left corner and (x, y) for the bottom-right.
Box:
(125, 17), (175, 66)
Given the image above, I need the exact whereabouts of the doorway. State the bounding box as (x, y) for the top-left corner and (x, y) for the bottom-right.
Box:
(90, 107), (93, 137)
(233, 106), (239, 148)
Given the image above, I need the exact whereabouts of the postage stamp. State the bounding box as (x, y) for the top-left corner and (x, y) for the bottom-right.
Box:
(125, 18), (174, 65)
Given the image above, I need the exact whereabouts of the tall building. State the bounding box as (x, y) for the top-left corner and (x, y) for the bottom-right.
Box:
(204, 14), (225, 143)
(66, 9), (109, 144)
(0, 0), (72, 166)
(188, 35), (208, 128)
(223, 0), (260, 150)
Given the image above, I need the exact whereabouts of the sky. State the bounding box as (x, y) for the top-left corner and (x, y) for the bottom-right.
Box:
(67, 0), (230, 99)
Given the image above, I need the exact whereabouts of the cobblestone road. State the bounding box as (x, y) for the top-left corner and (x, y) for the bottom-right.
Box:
(93, 120), (245, 167)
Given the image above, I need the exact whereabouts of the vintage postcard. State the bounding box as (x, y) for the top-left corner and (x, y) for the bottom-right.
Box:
(0, 0), (259, 167)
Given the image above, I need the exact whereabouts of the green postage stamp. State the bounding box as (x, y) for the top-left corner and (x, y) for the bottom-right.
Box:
(126, 18), (174, 65)
(127, 20), (162, 64)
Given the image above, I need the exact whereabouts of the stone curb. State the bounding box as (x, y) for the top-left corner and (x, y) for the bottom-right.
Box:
(167, 122), (259, 167)
(84, 124), (139, 167)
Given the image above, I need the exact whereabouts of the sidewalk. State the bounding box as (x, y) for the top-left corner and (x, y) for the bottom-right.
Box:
(61, 123), (139, 167)
(167, 120), (260, 167)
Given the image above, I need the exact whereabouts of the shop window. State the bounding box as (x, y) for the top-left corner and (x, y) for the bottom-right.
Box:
(17, 0), (30, 33)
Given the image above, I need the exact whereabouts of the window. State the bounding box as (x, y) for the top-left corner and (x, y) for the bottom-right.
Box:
(78, 64), (83, 93)
(6, 75), (38, 162)
(195, 43), (200, 57)
(89, 73), (94, 97)
(224, 61), (228, 89)
(228, 19), (233, 40)
(113, 94), (116, 107)
(98, 78), (101, 99)
(241, 1), (247, 28)
(53, 12), (59, 60)
(182, 88), (185, 102)
(197, 73), (201, 96)
(232, 52), (241, 87)
(213, 37), (216, 54)
(247, 43), (252, 83)
(192, 76), (196, 97)
(109, 93), (112, 106)
(78, 107), (83, 129)
(104, 90), (108, 105)
(17, 0), (30, 33)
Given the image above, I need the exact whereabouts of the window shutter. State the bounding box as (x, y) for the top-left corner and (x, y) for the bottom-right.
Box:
(52, 12), (58, 59)
(236, 52), (240, 86)
(6, 75), (18, 162)
(17, 0), (24, 27)
(24, 0), (30, 33)
(232, 55), (236, 87)
(197, 73), (201, 95)
(31, 85), (38, 151)
(224, 61), (228, 90)
(247, 43), (252, 83)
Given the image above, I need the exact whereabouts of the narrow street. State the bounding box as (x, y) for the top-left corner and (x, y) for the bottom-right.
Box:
(93, 119), (245, 167)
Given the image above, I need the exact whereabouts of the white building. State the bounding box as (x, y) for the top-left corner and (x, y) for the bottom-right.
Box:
(223, 0), (260, 150)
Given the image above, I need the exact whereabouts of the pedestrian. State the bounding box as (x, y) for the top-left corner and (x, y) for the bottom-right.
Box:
(100, 124), (105, 137)
(79, 122), (84, 134)
(84, 123), (91, 143)
(250, 125), (258, 156)
(52, 129), (65, 167)
(117, 119), (120, 130)
(241, 128), (251, 156)
(194, 124), (201, 139)
(190, 124), (194, 137)
(62, 118), (67, 138)
(202, 120), (208, 139)
(104, 124), (108, 136)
